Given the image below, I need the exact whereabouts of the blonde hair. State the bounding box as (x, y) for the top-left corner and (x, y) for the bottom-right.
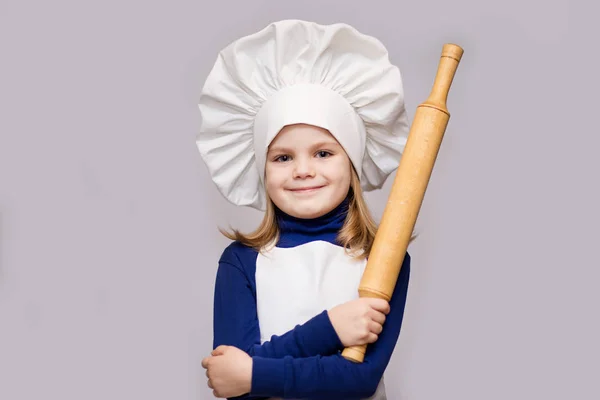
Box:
(220, 168), (416, 259)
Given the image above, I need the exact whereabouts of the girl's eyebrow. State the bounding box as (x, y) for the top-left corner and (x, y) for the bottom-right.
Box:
(310, 141), (341, 149)
(268, 141), (340, 154)
(267, 146), (292, 155)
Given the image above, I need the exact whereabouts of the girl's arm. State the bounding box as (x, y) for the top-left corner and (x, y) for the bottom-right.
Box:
(248, 255), (411, 400)
(213, 256), (343, 360)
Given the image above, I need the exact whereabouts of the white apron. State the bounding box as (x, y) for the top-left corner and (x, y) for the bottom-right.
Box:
(255, 241), (386, 400)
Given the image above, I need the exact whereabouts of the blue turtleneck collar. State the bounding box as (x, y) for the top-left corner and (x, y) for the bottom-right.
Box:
(275, 195), (350, 248)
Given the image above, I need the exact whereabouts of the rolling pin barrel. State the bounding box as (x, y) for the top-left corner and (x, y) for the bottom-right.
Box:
(341, 43), (464, 363)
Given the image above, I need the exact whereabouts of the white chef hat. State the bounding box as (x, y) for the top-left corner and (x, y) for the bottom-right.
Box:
(196, 19), (409, 210)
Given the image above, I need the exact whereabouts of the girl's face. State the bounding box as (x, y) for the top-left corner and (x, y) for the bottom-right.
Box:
(265, 123), (352, 219)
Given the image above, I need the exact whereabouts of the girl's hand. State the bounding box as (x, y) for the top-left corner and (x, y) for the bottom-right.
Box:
(328, 298), (390, 347)
(201, 345), (252, 398)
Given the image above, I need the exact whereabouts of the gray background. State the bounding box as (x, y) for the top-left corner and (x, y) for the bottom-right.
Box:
(0, 0), (595, 399)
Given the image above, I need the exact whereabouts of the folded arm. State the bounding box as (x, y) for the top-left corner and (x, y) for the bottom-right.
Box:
(212, 244), (411, 399)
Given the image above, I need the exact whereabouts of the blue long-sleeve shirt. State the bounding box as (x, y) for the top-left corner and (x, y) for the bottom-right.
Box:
(212, 198), (411, 399)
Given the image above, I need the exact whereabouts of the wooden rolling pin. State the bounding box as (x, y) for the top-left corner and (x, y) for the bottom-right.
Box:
(341, 43), (464, 363)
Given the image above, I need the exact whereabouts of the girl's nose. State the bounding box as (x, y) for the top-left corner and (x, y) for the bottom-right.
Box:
(293, 158), (315, 178)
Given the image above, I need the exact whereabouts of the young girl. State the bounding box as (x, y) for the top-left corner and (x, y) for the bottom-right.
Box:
(196, 20), (413, 399)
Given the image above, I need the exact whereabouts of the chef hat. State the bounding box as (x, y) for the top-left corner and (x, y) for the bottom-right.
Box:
(196, 19), (409, 210)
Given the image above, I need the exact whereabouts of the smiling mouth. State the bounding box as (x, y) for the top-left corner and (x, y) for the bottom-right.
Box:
(288, 185), (325, 193)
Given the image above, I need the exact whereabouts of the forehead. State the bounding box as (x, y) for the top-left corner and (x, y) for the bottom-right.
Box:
(269, 123), (339, 147)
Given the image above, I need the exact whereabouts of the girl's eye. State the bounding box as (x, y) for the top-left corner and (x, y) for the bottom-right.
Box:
(316, 151), (331, 158)
(275, 155), (290, 162)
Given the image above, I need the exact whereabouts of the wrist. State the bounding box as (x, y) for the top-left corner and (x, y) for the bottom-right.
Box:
(245, 357), (253, 393)
(250, 357), (286, 397)
(326, 309), (345, 347)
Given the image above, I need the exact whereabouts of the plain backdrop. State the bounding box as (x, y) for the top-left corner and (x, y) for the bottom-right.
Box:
(1, 1), (596, 399)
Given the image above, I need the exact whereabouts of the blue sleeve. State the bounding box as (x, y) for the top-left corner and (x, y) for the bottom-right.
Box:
(213, 259), (343, 358)
(249, 254), (412, 400)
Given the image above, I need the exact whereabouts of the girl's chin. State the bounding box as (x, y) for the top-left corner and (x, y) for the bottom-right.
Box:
(282, 201), (336, 219)
(270, 187), (347, 218)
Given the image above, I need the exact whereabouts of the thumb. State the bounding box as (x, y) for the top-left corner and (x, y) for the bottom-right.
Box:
(366, 298), (390, 314)
(211, 345), (229, 356)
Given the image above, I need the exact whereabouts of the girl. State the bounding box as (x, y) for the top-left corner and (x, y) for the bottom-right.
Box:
(196, 20), (413, 399)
